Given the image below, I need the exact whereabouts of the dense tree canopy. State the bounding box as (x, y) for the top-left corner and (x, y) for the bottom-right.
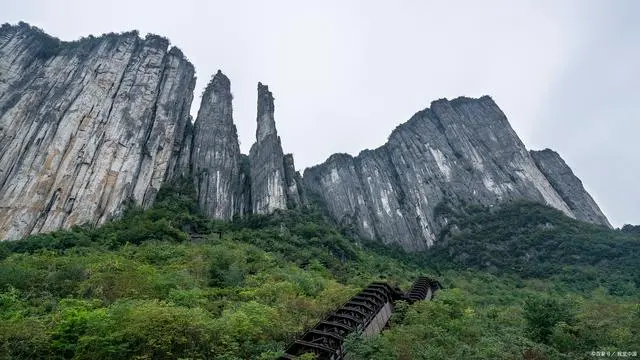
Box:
(0, 181), (638, 359)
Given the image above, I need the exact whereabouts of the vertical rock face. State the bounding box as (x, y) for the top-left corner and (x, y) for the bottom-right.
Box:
(174, 117), (194, 178)
(191, 70), (243, 219)
(0, 23), (610, 248)
(235, 154), (252, 216)
(531, 149), (611, 227)
(248, 83), (288, 214)
(304, 153), (379, 239)
(304, 96), (608, 251)
(0, 23), (195, 240)
(283, 153), (305, 208)
(0, 22), (303, 238)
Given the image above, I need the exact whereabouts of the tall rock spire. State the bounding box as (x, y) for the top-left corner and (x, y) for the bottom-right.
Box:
(249, 83), (288, 214)
(256, 82), (278, 142)
(191, 70), (243, 219)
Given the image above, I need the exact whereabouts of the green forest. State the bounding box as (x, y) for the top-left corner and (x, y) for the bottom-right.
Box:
(0, 179), (638, 359)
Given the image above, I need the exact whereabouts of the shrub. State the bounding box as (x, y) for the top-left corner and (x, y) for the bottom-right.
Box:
(523, 296), (575, 344)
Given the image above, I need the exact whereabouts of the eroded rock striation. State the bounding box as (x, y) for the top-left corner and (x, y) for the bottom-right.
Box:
(0, 23), (195, 240)
(248, 83), (288, 214)
(303, 96), (610, 250)
(190, 71), (243, 219)
(0, 23), (610, 248)
(531, 149), (611, 228)
(283, 153), (305, 208)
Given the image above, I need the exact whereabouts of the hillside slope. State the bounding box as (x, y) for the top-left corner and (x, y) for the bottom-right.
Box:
(0, 181), (637, 359)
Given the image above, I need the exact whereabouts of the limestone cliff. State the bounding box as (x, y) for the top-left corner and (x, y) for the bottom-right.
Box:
(531, 149), (611, 228)
(190, 70), (243, 219)
(0, 23), (610, 248)
(283, 153), (305, 208)
(0, 23), (195, 240)
(303, 96), (610, 250)
(248, 83), (288, 214)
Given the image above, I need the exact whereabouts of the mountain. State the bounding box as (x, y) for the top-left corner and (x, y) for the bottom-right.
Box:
(0, 23), (610, 248)
(0, 23), (303, 240)
(0, 23), (195, 240)
(304, 97), (610, 250)
(0, 21), (635, 360)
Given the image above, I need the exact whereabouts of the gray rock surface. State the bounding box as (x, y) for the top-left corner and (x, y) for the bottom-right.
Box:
(174, 116), (194, 178)
(303, 96), (608, 250)
(283, 153), (305, 208)
(0, 23), (195, 240)
(235, 154), (252, 217)
(248, 83), (288, 214)
(191, 70), (243, 219)
(0, 23), (611, 248)
(531, 149), (611, 227)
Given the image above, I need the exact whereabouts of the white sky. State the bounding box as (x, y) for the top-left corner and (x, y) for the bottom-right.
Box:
(3, 0), (639, 227)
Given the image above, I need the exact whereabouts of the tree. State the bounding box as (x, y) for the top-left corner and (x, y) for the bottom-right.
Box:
(523, 296), (574, 344)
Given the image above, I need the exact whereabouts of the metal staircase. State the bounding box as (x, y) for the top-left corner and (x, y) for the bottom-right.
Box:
(279, 277), (441, 360)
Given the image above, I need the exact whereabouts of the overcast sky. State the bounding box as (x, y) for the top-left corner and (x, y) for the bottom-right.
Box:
(3, 0), (638, 227)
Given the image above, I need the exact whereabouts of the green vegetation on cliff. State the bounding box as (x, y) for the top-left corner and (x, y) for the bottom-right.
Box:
(426, 201), (640, 294)
(0, 180), (638, 359)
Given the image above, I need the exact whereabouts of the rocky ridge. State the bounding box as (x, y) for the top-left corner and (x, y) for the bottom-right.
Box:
(0, 23), (611, 250)
(531, 149), (611, 228)
(303, 96), (611, 250)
